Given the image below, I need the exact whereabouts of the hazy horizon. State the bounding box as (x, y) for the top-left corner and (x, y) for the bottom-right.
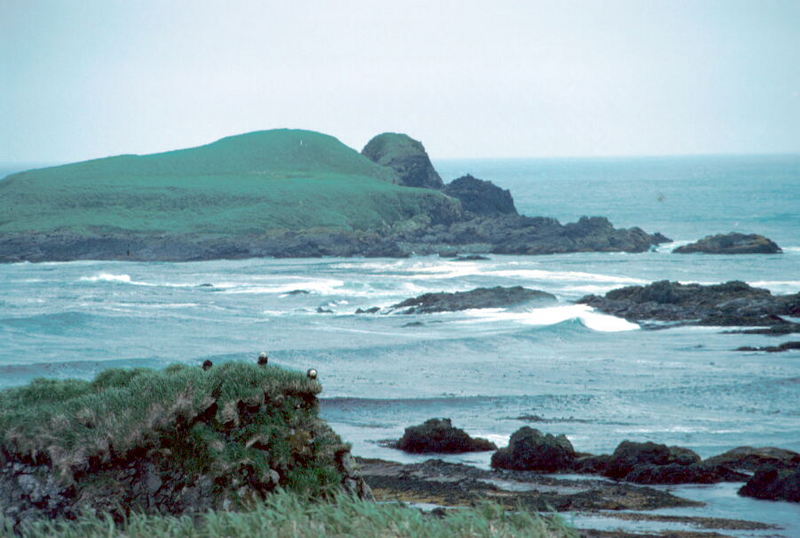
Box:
(2, 1), (799, 164)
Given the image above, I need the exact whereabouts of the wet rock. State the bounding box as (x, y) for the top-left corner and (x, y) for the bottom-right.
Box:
(604, 441), (700, 480)
(452, 254), (490, 261)
(674, 233), (782, 254)
(361, 133), (444, 189)
(624, 463), (748, 484)
(705, 446), (800, 471)
(580, 280), (800, 326)
(491, 427), (576, 472)
(316, 307), (333, 314)
(739, 466), (800, 502)
(572, 454), (612, 474)
(390, 286), (556, 314)
(443, 175), (517, 217)
(286, 289), (310, 295)
(736, 341), (800, 353)
(354, 307), (380, 314)
(394, 418), (496, 454)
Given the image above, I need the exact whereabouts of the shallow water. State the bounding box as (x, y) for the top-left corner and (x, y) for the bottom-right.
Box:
(1, 155), (799, 531)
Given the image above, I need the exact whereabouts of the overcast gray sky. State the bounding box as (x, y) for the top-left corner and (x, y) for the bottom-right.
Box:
(2, 0), (799, 163)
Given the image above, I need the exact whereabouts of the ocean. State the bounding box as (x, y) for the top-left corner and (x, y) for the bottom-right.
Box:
(1, 154), (799, 534)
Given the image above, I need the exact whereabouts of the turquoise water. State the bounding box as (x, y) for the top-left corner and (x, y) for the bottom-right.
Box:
(1, 155), (799, 532)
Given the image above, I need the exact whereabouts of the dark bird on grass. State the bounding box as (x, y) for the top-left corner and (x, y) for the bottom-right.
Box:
(306, 368), (318, 380)
(258, 352), (269, 366)
(202, 359), (213, 371)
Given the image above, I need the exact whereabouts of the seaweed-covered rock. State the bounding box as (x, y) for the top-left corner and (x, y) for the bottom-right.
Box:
(0, 363), (371, 529)
(604, 441), (700, 480)
(739, 466), (800, 502)
(394, 418), (496, 453)
(443, 175), (517, 217)
(579, 280), (800, 326)
(361, 133), (444, 189)
(390, 286), (556, 314)
(674, 233), (782, 254)
(705, 447), (800, 471)
(491, 427), (576, 472)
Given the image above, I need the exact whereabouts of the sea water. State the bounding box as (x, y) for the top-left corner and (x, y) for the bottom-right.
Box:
(1, 155), (799, 532)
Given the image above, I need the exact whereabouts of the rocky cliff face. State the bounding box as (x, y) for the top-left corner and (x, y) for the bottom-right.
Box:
(361, 133), (444, 189)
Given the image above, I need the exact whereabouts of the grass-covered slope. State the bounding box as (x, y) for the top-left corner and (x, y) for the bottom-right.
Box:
(0, 363), (367, 525)
(0, 129), (458, 235)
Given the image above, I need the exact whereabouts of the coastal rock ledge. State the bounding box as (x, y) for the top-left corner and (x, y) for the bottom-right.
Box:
(579, 280), (800, 326)
(674, 233), (782, 254)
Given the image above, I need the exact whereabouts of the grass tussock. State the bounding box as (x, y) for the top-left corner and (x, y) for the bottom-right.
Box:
(0, 363), (341, 496)
(4, 490), (577, 538)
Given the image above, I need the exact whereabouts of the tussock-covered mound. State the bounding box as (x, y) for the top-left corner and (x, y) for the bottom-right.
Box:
(0, 362), (369, 529)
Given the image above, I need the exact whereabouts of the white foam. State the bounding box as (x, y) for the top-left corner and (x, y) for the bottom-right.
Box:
(223, 278), (345, 295)
(750, 280), (800, 294)
(459, 304), (639, 332)
(79, 272), (133, 284)
(491, 269), (647, 284)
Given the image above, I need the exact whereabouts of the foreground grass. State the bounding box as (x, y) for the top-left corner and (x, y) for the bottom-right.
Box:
(5, 490), (577, 538)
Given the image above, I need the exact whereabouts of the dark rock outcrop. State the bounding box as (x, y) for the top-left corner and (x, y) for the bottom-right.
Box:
(389, 286), (556, 314)
(729, 323), (800, 336)
(739, 466), (800, 502)
(393, 418), (496, 454)
(491, 427), (576, 472)
(736, 341), (800, 353)
(624, 463), (748, 485)
(453, 254), (490, 261)
(443, 175), (517, 217)
(604, 441), (701, 480)
(402, 215), (670, 256)
(705, 447), (800, 471)
(361, 133), (444, 189)
(674, 233), (782, 254)
(580, 280), (800, 326)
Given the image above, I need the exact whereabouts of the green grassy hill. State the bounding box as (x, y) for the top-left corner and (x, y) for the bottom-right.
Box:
(0, 130), (458, 235)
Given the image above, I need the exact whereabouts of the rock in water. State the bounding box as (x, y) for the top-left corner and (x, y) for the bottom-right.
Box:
(491, 427), (576, 471)
(705, 446), (800, 471)
(739, 466), (800, 502)
(735, 341), (800, 353)
(674, 233), (782, 254)
(579, 279), (800, 326)
(361, 133), (444, 189)
(604, 441), (700, 480)
(443, 175), (517, 216)
(390, 286), (556, 314)
(394, 418), (496, 453)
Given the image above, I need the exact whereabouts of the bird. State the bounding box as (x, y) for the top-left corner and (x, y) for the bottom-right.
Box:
(202, 359), (213, 371)
(258, 352), (269, 366)
(306, 368), (318, 380)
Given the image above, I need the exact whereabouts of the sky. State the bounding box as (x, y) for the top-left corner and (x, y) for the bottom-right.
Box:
(1, 0), (799, 164)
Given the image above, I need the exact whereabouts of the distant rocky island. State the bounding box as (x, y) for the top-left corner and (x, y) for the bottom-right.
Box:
(0, 129), (670, 262)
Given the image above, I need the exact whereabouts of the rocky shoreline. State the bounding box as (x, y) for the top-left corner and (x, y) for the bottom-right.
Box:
(0, 212), (670, 263)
